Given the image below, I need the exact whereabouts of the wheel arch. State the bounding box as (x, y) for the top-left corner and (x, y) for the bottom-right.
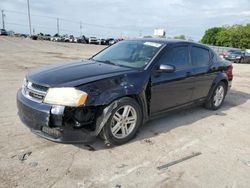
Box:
(93, 93), (149, 136)
(206, 73), (228, 101)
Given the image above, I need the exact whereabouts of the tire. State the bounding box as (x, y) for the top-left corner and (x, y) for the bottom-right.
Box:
(100, 97), (142, 146)
(204, 82), (227, 110)
(239, 58), (244, 64)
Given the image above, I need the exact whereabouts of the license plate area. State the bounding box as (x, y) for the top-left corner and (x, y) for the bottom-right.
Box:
(42, 126), (61, 138)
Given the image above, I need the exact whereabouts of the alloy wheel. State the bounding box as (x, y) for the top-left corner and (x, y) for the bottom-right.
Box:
(111, 105), (137, 139)
(213, 85), (225, 107)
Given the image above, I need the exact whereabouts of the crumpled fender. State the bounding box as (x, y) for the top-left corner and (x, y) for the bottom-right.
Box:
(77, 71), (150, 136)
(78, 71), (149, 107)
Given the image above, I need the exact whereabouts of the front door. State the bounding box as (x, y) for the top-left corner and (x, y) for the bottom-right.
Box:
(150, 44), (195, 115)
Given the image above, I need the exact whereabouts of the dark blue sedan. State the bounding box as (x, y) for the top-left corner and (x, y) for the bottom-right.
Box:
(17, 39), (233, 145)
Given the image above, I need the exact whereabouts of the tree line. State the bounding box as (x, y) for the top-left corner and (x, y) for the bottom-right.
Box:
(201, 24), (250, 50)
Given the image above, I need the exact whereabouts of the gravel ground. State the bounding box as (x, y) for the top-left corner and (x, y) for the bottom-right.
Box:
(0, 37), (250, 188)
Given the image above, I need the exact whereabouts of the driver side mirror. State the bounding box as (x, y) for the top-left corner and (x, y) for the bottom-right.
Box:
(155, 64), (175, 73)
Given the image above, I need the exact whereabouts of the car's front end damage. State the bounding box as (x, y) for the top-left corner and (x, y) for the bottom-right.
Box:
(16, 80), (102, 143)
(16, 65), (148, 144)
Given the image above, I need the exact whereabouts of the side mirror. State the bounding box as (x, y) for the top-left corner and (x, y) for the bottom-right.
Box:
(156, 64), (175, 73)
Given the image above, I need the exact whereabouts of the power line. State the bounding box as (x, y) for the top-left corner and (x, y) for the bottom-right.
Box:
(4, 9), (121, 30)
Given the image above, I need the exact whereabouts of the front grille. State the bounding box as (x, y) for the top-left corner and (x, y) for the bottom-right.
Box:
(22, 81), (48, 102)
(31, 83), (48, 92)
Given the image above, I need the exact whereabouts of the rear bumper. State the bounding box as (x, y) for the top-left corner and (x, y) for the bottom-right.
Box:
(16, 89), (96, 144)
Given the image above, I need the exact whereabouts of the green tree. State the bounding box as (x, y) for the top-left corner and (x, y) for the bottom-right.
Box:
(201, 23), (250, 49)
(201, 27), (223, 45)
(174, 35), (186, 40)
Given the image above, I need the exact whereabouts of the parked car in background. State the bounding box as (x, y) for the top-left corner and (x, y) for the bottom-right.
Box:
(88, 37), (98, 44)
(109, 39), (116, 45)
(63, 35), (70, 42)
(31, 35), (38, 40)
(225, 51), (250, 64)
(77, 35), (88, 43)
(98, 38), (106, 45)
(223, 49), (241, 59)
(16, 39), (233, 146)
(44, 34), (51, 41)
(0, 29), (8, 36)
(69, 35), (75, 43)
(105, 38), (114, 45)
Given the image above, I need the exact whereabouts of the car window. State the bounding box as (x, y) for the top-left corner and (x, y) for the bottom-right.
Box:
(191, 46), (210, 66)
(93, 41), (163, 68)
(232, 51), (242, 55)
(159, 46), (189, 70)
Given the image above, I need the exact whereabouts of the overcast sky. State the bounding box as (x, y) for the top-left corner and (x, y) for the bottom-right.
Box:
(1, 0), (250, 41)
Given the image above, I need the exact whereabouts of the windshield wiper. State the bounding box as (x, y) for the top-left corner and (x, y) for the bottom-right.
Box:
(94, 59), (117, 66)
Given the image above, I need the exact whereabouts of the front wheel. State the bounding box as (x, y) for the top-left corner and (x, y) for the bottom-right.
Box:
(204, 82), (227, 110)
(100, 97), (142, 146)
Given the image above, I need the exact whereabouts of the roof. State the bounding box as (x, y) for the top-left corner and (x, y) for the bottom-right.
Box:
(127, 38), (202, 46)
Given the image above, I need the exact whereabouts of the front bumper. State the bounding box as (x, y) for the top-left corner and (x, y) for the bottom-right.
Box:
(16, 89), (96, 144)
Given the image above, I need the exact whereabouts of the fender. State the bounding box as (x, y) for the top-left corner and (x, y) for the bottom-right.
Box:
(78, 71), (150, 120)
(206, 72), (228, 101)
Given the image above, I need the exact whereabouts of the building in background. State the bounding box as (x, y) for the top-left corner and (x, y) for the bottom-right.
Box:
(154, 28), (165, 38)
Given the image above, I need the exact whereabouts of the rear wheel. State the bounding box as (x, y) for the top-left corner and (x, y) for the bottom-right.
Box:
(239, 58), (244, 64)
(100, 97), (142, 146)
(205, 82), (226, 110)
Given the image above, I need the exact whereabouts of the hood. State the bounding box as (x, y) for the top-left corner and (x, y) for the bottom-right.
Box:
(27, 60), (135, 87)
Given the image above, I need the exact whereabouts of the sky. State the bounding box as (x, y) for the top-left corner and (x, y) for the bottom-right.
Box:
(0, 0), (250, 41)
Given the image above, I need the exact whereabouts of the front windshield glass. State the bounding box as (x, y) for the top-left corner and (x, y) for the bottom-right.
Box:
(92, 40), (163, 68)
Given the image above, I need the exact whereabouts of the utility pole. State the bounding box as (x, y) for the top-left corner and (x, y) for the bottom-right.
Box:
(80, 21), (82, 36)
(1, 10), (5, 30)
(57, 18), (59, 35)
(27, 0), (32, 36)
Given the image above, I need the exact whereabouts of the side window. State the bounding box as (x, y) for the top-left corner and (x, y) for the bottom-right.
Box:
(191, 46), (210, 66)
(159, 46), (189, 70)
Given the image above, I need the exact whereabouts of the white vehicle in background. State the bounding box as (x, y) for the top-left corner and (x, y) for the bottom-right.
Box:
(88, 37), (98, 44)
(109, 39), (116, 45)
(51, 36), (61, 42)
(98, 38), (106, 45)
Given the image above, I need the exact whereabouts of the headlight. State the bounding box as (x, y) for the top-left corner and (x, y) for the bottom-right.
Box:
(43, 87), (88, 107)
(236, 56), (241, 59)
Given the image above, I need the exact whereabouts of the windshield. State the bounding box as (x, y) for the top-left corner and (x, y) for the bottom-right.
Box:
(231, 52), (242, 55)
(92, 40), (163, 68)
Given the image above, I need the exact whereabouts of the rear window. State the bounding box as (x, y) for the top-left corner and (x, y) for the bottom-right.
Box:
(191, 46), (210, 66)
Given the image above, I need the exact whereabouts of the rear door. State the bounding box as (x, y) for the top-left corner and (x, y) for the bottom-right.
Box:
(150, 44), (195, 114)
(190, 45), (217, 100)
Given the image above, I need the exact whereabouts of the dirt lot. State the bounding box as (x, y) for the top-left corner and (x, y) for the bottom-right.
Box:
(0, 37), (250, 188)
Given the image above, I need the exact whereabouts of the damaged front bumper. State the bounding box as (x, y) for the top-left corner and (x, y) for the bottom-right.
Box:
(16, 89), (96, 144)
